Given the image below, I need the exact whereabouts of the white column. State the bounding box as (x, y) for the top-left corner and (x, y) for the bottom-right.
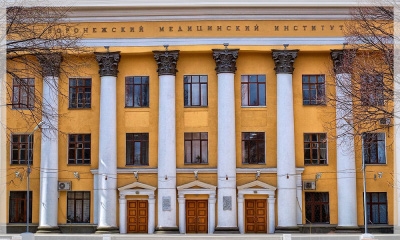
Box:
(237, 194), (244, 234)
(153, 50), (179, 231)
(212, 48), (239, 230)
(331, 50), (358, 228)
(272, 49), (298, 228)
(36, 53), (62, 233)
(178, 194), (185, 234)
(119, 195), (127, 234)
(95, 51), (121, 233)
(148, 194), (156, 234)
(208, 194), (216, 234)
(268, 195), (276, 234)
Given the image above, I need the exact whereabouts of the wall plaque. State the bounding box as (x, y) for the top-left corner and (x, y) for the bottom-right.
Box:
(162, 196), (171, 211)
(223, 196), (232, 210)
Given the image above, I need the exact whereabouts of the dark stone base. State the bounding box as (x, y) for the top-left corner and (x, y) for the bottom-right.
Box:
(95, 226), (119, 234)
(7, 224), (38, 233)
(335, 226), (361, 233)
(361, 225), (393, 234)
(299, 224), (336, 233)
(36, 226), (61, 233)
(275, 226), (300, 233)
(155, 227), (180, 234)
(214, 227), (240, 234)
(59, 224), (97, 233)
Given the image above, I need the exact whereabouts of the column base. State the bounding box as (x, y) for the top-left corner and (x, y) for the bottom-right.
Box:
(214, 227), (240, 234)
(335, 226), (361, 233)
(155, 227), (179, 234)
(36, 226), (61, 233)
(274, 226), (299, 233)
(95, 226), (119, 234)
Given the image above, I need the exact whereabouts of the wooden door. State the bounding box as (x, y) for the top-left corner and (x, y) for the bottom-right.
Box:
(127, 200), (148, 233)
(245, 199), (267, 233)
(186, 200), (208, 233)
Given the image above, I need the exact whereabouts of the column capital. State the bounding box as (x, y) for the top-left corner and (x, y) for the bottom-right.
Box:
(36, 53), (62, 77)
(330, 49), (355, 74)
(212, 48), (239, 74)
(95, 51), (121, 77)
(272, 49), (299, 74)
(153, 50), (179, 76)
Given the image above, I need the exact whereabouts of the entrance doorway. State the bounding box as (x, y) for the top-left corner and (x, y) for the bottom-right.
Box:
(245, 199), (267, 233)
(127, 200), (148, 233)
(186, 200), (208, 233)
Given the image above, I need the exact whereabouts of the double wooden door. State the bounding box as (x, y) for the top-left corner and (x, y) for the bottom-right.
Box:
(127, 200), (148, 233)
(186, 200), (208, 233)
(245, 199), (267, 233)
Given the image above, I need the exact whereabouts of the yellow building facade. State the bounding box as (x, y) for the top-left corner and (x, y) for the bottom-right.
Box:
(4, 3), (395, 234)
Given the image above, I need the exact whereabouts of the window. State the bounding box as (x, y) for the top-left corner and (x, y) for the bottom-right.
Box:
(363, 133), (386, 164)
(11, 134), (32, 164)
(242, 132), (265, 164)
(12, 78), (35, 109)
(184, 132), (208, 164)
(361, 74), (384, 106)
(69, 78), (91, 108)
(302, 75), (325, 105)
(304, 133), (327, 165)
(67, 191), (90, 223)
(9, 191), (32, 223)
(68, 134), (91, 164)
(125, 76), (149, 107)
(126, 133), (149, 165)
(305, 192), (330, 223)
(366, 192), (387, 224)
(184, 75), (208, 107)
(241, 75), (266, 106)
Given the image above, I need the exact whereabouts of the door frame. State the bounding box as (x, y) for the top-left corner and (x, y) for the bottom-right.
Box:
(118, 182), (156, 234)
(177, 180), (217, 234)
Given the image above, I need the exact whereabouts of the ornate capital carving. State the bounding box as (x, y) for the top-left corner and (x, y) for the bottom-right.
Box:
(212, 48), (239, 74)
(330, 49), (355, 74)
(94, 51), (121, 77)
(153, 50), (179, 76)
(272, 50), (298, 74)
(36, 53), (62, 77)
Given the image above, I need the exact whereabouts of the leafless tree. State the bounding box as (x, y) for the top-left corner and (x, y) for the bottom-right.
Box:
(4, 0), (87, 133)
(326, 2), (398, 141)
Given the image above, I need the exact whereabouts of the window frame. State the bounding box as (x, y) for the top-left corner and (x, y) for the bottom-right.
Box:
(9, 191), (32, 223)
(305, 192), (330, 224)
(360, 74), (384, 106)
(241, 132), (265, 164)
(366, 192), (388, 224)
(302, 74), (326, 105)
(125, 76), (150, 108)
(68, 78), (92, 109)
(184, 132), (208, 164)
(363, 132), (386, 164)
(184, 75), (208, 107)
(126, 133), (149, 166)
(68, 134), (91, 165)
(67, 191), (91, 223)
(304, 133), (328, 165)
(241, 75), (266, 107)
(12, 78), (35, 109)
(11, 134), (32, 165)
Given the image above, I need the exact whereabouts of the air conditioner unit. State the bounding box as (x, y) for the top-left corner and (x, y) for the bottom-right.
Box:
(303, 181), (316, 190)
(379, 118), (391, 126)
(58, 181), (71, 191)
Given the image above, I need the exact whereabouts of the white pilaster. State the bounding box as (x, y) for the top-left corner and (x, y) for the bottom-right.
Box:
(178, 194), (186, 233)
(208, 194), (216, 234)
(148, 195), (156, 234)
(95, 51), (120, 232)
(273, 49), (298, 228)
(268, 196), (276, 233)
(39, 75), (59, 230)
(237, 194), (244, 234)
(119, 196), (127, 234)
(93, 174), (99, 224)
(296, 173), (303, 225)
